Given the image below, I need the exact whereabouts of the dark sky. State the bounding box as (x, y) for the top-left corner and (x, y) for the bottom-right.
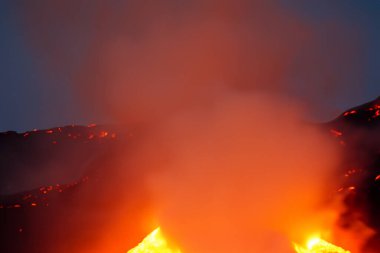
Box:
(0, 0), (379, 132)
(0, 1), (100, 132)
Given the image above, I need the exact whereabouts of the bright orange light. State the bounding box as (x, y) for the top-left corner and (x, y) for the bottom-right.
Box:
(129, 229), (352, 253)
(294, 237), (350, 253)
(127, 227), (181, 253)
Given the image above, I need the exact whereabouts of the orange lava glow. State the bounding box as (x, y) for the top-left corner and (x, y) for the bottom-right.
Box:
(294, 237), (350, 253)
(128, 229), (354, 253)
(330, 129), (343, 137)
(127, 228), (181, 253)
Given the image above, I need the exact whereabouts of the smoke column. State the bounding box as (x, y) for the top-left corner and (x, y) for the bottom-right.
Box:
(122, 91), (339, 252)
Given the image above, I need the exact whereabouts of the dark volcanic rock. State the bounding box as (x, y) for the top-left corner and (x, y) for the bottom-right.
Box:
(0, 125), (117, 194)
(326, 96), (380, 252)
(0, 125), (152, 253)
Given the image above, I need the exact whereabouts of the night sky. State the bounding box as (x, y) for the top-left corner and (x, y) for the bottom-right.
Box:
(0, 0), (379, 132)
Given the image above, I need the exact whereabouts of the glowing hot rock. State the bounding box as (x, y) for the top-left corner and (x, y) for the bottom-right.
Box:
(127, 227), (181, 253)
(294, 237), (350, 253)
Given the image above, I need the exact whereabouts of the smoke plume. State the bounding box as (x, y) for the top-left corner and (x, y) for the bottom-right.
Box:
(14, 0), (370, 252)
(120, 91), (339, 252)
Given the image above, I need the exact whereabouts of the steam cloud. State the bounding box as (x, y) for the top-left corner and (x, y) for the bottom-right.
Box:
(15, 0), (370, 252)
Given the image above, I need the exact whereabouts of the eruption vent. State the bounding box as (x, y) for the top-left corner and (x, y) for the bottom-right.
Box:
(129, 229), (352, 253)
(294, 237), (350, 253)
(127, 228), (181, 253)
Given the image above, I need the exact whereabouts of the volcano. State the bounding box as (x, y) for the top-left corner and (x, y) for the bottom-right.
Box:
(1, 97), (380, 253)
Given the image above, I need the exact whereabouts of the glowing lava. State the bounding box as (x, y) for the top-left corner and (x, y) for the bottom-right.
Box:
(128, 229), (351, 253)
(294, 237), (350, 253)
(127, 228), (181, 253)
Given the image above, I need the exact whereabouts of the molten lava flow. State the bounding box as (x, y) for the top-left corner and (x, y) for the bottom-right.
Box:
(127, 228), (181, 253)
(294, 237), (350, 253)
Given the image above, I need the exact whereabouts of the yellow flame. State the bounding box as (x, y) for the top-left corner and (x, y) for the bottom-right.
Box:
(127, 227), (181, 253)
(129, 228), (351, 253)
(294, 237), (350, 253)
